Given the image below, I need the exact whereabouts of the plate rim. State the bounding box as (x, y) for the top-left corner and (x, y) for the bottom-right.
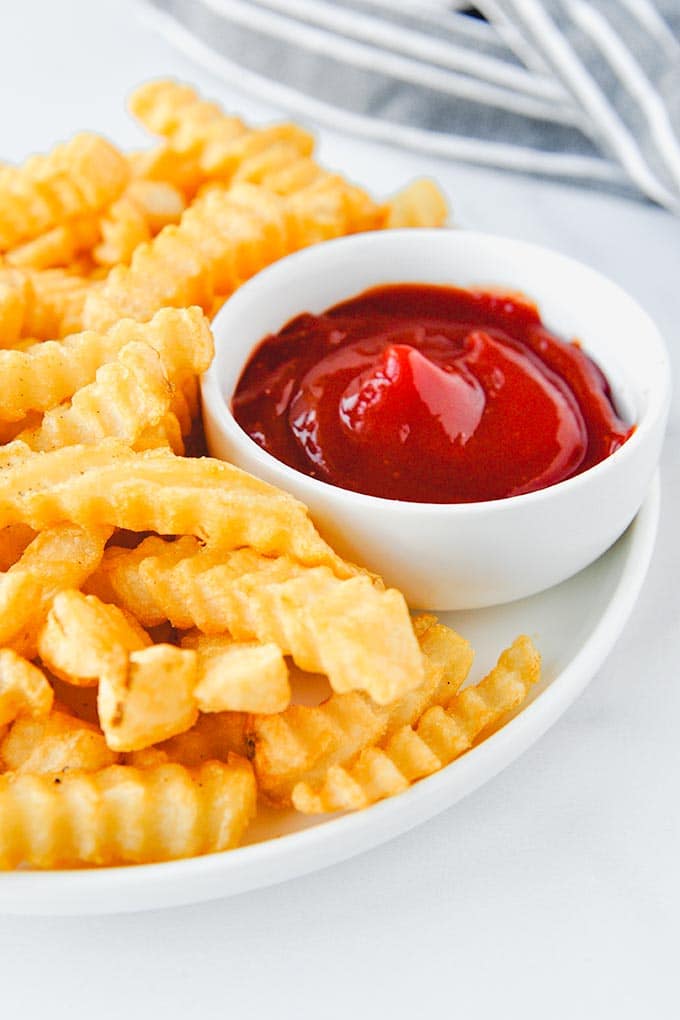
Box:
(0, 475), (660, 915)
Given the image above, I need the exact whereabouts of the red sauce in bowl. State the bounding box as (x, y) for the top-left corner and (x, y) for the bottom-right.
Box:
(231, 284), (632, 503)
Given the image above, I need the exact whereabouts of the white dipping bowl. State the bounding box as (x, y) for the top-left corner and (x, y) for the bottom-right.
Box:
(202, 229), (670, 610)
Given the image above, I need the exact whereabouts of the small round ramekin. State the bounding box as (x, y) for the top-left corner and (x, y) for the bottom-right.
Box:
(202, 229), (670, 610)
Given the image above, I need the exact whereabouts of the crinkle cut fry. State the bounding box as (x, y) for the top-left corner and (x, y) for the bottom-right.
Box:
(0, 319), (128, 422)
(0, 650), (53, 727)
(0, 133), (129, 250)
(129, 307), (214, 429)
(94, 196), (150, 268)
(85, 534), (202, 627)
(248, 619), (474, 805)
(0, 523), (111, 656)
(1, 708), (118, 774)
(5, 215), (101, 271)
(129, 81), (448, 231)
(0, 267), (93, 343)
(93, 180), (185, 267)
(0, 757), (256, 868)
(0, 443), (350, 575)
(129, 79), (314, 194)
(0, 305), (213, 423)
(17, 341), (174, 452)
(38, 589), (150, 687)
(85, 536), (420, 704)
(90, 540), (311, 631)
(292, 636), (541, 813)
(82, 177), (384, 330)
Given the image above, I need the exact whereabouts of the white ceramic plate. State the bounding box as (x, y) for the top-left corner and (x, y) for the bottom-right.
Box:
(0, 477), (659, 915)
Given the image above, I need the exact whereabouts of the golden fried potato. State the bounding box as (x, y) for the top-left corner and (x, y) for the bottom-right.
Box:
(181, 632), (290, 714)
(292, 635), (540, 812)
(0, 134), (129, 250)
(204, 123), (315, 181)
(231, 142), (320, 190)
(0, 277), (26, 346)
(0, 524), (111, 655)
(92, 179), (187, 268)
(126, 179), (186, 233)
(98, 644), (198, 752)
(89, 536), (419, 704)
(82, 176), (384, 330)
(5, 216), (101, 270)
(17, 341), (173, 452)
(97, 629), (289, 750)
(85, 535), (201, 627)
(38, 589), (150, 686)
(257, 156), (321, 196)
(94, 196), (150, 268)
(384, 178), (449, 229)
(0, 524), (35, 571)
(125, 711), (248, 767)
(0, 266), (93, 341)
(0, 571), (42, 649)
(0, 304), (212, 423)
(158, 560), (417, 703)
(1, 708), (117, 774)
(249, 619), (473, 804)
(0, 439), (33, 468)
(0, 320), (128, 422)
(248, 691), (387, 807)
(170, 374), (200, 435)
(0, 757), (256, 868)
(0, 444), (350, 574)
(0, 650), (53, 727)
(129, 80), (313, 195)
(130, 306), (214, 427)
(284, 174), (384, 246)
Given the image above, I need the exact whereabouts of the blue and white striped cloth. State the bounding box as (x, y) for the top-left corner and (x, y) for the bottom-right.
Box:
(140, 0), (680, 211)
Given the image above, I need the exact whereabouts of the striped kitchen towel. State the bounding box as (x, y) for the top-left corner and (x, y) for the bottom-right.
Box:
(139, 0), (680, 210)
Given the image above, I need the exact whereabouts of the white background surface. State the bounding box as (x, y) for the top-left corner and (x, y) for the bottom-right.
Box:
(1, 1), (679, 1016)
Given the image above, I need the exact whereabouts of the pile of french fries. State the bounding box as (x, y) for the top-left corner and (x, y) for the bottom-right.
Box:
(0, 81), (540, 869)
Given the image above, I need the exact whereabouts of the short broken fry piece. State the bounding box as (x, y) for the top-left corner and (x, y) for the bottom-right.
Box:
(38, 589), (150, 687)
(181, 631), (290, 714)
(98, 644), (198, 752)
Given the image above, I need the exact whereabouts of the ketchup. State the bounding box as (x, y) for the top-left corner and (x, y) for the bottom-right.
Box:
(232, 284), (632, 503)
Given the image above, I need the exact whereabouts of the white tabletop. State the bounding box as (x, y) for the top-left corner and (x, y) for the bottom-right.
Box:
(2, 2), (679, 1016)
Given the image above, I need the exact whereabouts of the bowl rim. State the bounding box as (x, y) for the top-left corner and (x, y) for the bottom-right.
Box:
(202, 228), (672, 516)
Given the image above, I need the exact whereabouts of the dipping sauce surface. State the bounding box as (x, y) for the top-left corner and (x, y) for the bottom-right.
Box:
(231, 284), (632, 503)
